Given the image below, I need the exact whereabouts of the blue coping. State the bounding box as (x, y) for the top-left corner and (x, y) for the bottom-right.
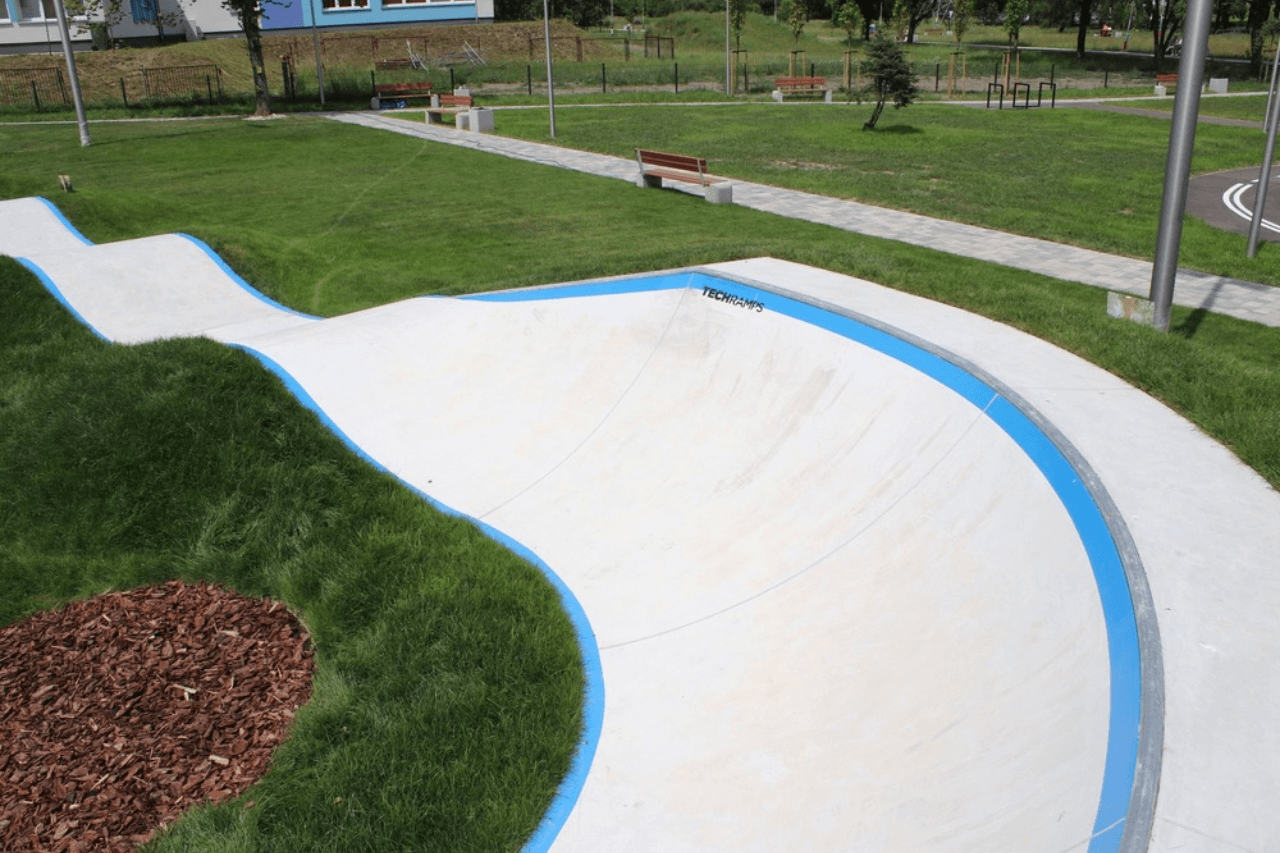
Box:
(469, 271), (1143, 853)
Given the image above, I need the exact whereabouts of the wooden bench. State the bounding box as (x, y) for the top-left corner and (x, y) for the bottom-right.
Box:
(635, 148), (733, 204)
(774, 76), (832, 102)
(1155, 72), (1178, 94)
(425, 93), (473, 125)
(371, 81), (433, 110)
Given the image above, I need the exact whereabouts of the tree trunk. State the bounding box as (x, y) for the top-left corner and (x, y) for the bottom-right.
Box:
(240, 11), (272, 116)
(1076, 0), (1092, 58)
(863, 97), (885, 128)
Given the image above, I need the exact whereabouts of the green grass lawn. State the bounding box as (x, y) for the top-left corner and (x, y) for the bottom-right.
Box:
(2, 112), (1279, 851)
(486, 100), (1280, 286)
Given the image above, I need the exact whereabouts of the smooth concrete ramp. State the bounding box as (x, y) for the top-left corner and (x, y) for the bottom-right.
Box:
(5, 196), (1280, 853)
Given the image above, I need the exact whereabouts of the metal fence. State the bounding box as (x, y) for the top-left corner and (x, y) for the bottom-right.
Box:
(141, 64), (224, 102)
(0, 67), (67, 110)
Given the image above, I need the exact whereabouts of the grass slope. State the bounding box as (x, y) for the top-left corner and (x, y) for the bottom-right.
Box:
(0, 255), (584, 852)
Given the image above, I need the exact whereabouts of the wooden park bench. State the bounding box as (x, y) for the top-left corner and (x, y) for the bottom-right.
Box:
(1155, 72), (1178, 94)
(425, 93), (473, 124)
(635, 148), (733, 204)
(773, 76), (832, 102)
(371, 81), (433, 110)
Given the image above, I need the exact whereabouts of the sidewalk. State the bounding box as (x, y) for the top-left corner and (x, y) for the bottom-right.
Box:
(327, 111), (1280, 328)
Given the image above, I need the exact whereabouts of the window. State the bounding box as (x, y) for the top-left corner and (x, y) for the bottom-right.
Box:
(17, 0), (56, 21)
(130, 0), (157, 22)
(322, 0), (368, 10)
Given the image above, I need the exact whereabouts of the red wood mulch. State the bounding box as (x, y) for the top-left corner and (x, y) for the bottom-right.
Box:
(0, 580), (316, 852)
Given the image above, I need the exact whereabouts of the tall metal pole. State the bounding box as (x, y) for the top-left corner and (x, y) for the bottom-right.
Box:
(311, 0), (325, 107)
(52, 0), (90, 147)
(1247, 42), (1280, 257)
(725, 0), (731, 94)
(543, 0), (556, 138)
(1148, 0), (1213, 331)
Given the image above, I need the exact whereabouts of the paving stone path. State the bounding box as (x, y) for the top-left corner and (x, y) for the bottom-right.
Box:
(328, 110), (1280, 327)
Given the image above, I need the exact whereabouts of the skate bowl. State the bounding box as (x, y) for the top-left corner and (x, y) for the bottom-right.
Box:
(5, 194), (1279, 853)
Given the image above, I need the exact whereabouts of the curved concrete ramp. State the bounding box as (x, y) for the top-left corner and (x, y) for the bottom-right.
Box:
(6, 196), (1279, 853)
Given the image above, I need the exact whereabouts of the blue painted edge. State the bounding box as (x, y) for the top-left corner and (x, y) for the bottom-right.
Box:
(175, 234), (323, 322)
(34, 196), (95, 247)
(17, 256), (110, 342)
(224, 346), (605, 853)
(472, 271), (1142, 853)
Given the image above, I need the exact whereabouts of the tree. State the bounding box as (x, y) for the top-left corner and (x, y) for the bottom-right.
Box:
(894, 0), (933, 43)
(730, 0), (751, 49)
(1004, 0), (1029, 45)
(222, 0), (275, 116)
(780, 0), (808, 48)
(862, 33), (917, 128)
(833, 0), (864, 44)
(64, 0), (182, 45)
(1247, 0), (1278, 77)
(1143, 0), (1186, 70)
(1076, 0), (1093, 58)
(953, 0), (972, 43)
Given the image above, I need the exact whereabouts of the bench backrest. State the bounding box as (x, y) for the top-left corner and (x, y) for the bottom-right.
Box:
(376, 82), (432, 94)
(1155, 73), (1178, 82)
(776, 76), (826, 87)
(439, 94), (473, 107)
(636, 148), (708, 176)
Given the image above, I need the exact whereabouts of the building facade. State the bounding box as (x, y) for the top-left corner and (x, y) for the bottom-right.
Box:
(0, 0), (494, 54)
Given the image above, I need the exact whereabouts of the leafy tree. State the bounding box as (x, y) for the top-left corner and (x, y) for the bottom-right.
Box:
(833, 0), (864, 44)
(780, 0), (808, 47)
(953, 0), (972, 43)
(1143, 0), (1186, 70)
(730, 0), (751, 48)
(1004, 0), (1028, 45)
(222, 0), (275, 116)
(1247, 0), (1279, 77)
(893, 0), (933, 42)
(63, 0), (182, 44)
(862, 33), (917, 128)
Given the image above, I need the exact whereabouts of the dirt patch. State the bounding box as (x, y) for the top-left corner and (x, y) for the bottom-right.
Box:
(0, 580), (314, 852)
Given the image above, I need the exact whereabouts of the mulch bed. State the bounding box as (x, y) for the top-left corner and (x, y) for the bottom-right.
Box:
(0, 580), (316, 852)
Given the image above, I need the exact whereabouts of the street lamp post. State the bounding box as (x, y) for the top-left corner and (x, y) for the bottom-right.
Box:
(52, 0), (90, 146)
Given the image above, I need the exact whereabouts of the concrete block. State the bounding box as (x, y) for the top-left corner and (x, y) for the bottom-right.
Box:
(456, 111), (471, 131)
(1153, 84), (1167, 96)
(469, 108), (495, 133)
(1208, 77), (1228, 94)
(771, 90), (784, 102)
(641, 173), (663, 189)
(705, 183), (734, 204)
(1107, 291), (1155, 326)
(824, 90), (833, 103)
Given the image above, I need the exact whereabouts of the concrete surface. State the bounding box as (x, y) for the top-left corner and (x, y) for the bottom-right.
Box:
(3, 196), (1279, 853)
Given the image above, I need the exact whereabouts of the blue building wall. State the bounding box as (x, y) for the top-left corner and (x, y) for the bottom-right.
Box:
(266, 0), (480, 30)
